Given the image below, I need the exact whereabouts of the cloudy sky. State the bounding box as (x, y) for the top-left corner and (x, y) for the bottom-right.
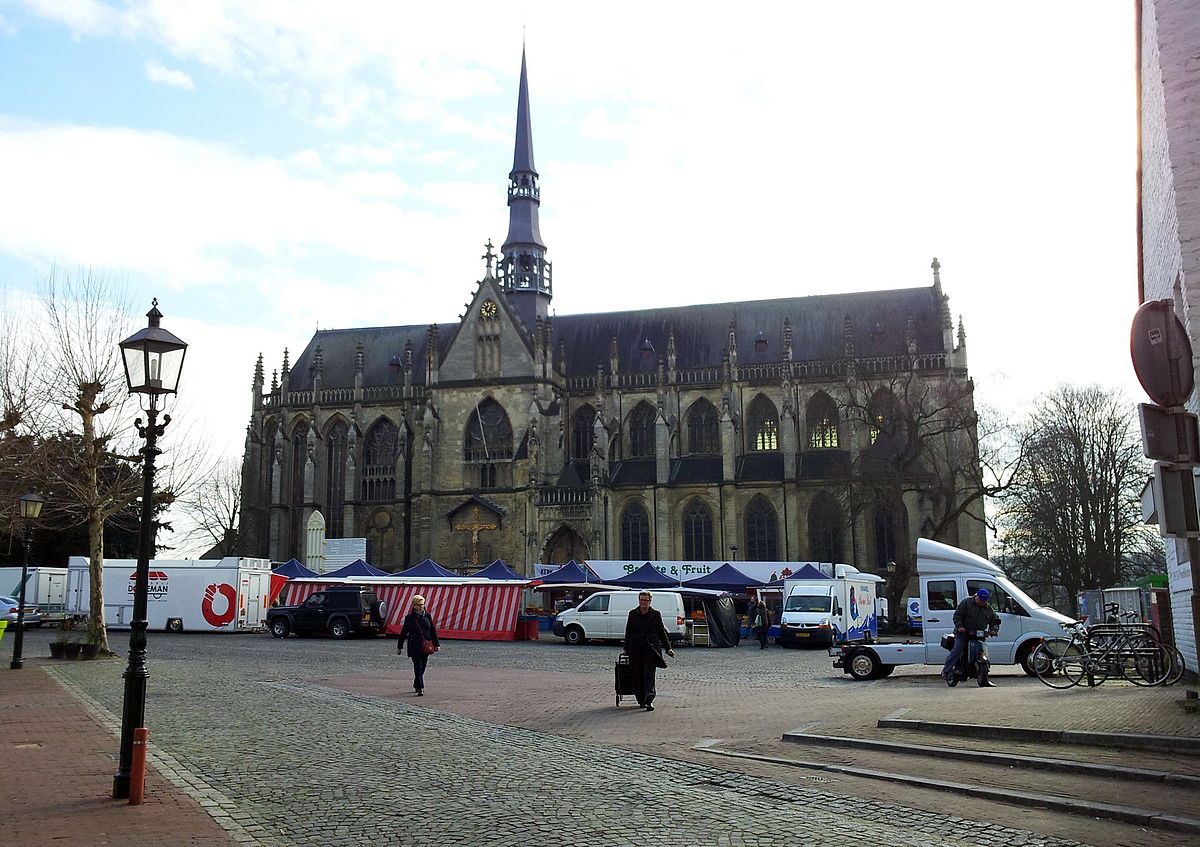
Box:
(0, 2), (1142, 549)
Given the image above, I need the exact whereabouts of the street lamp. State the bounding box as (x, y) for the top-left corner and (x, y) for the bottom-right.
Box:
(729, 543), (738, 562)
(9, 492), (45, 670)
(112, 300), (186, 800)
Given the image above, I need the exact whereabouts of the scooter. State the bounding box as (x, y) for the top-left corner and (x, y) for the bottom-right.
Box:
(945, 629), (998, 688)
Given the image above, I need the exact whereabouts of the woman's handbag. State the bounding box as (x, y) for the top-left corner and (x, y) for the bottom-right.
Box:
(421, 638), (437, 655)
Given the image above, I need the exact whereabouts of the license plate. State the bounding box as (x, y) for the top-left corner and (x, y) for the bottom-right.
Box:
(797, 632), (809, 637)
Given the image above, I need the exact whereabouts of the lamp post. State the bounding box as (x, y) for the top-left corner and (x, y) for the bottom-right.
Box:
(112, 300), (186, 800)
(729, 543), (738, 562)
(9, 492), (45, 670)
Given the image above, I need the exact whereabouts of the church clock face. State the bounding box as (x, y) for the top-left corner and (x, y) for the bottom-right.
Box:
(480, 300), (498, 319)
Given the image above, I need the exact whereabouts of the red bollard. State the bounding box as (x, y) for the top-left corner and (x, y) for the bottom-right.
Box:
(129, 727), (149, 805)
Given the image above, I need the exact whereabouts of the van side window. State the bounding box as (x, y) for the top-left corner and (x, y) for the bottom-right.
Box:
(579, 594), (610, 612)
(926, 580), (957, 611)
(967, 580), (1027, 616)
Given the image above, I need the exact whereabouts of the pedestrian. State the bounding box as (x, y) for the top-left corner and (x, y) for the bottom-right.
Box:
(397, 595), (439, 696)
(752, 599), (771, 649)
(623, 590), (675, 711)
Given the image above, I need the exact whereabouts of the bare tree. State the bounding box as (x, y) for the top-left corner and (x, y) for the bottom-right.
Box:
(24, 270), (142, 651)
(839, 361), (1023, 621)
(178, 457), (243, 556)
(996, 384), (1154, 616)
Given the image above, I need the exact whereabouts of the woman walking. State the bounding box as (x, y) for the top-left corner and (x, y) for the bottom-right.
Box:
(397, 595), (439, 695)
(623, 591), (675, 711)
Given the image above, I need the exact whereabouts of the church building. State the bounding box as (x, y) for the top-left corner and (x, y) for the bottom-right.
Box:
(237, 52), (987, 576)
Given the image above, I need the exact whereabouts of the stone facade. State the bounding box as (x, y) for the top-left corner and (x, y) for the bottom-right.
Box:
(1139, 0), (1200, 674)
(237, 56), (988, 579)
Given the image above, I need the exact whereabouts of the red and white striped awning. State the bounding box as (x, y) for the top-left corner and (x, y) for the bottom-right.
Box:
(284, 580), (525, 641)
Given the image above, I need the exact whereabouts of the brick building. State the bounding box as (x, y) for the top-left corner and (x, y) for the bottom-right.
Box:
(237, 52), (987, 578)
(1138, 0), (1200, 674)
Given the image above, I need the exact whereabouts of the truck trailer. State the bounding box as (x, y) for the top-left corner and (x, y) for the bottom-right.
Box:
(0, 566), (69, 620)
(65, 556), (273, 632)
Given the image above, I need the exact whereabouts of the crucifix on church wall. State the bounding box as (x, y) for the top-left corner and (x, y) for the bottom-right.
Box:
(454, 505), (499, 565)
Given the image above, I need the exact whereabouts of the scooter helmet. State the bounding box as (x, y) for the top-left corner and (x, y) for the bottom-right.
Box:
(974, 588), (990, 601)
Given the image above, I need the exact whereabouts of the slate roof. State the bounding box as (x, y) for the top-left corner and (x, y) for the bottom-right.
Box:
(283, 285), (945, 392)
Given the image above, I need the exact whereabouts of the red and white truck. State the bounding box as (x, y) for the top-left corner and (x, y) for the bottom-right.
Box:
(65, 556), (273, 633)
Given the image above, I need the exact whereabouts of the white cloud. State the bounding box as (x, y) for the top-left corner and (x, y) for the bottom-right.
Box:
(145, 59), (195, 90)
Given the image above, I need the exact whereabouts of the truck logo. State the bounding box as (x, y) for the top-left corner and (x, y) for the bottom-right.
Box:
(201, 583), (237, 627)
(130, 570), (170, 600)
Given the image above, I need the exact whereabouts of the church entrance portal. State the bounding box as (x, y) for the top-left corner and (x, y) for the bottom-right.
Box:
(542, 525), (588, 566)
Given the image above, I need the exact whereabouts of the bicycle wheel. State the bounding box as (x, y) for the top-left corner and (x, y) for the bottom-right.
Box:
(1163, 643), (1187, 686)
(1032, 639), (1087, 689)
(1126, 641), (1173, 686)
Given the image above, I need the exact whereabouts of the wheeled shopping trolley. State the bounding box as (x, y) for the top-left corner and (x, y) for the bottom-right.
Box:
(615, 652), (636, 706)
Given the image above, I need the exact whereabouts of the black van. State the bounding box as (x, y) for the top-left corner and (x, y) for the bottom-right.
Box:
(268, 586), (388, 639)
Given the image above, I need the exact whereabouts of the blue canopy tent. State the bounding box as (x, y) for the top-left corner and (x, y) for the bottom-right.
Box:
(606, 563), (681, 588)
(272, 558), (318, 578)
(469, 560), (526, 581)
(392, 558), (460, 579)
(787, 564), (832, 580)
(325, 559), (391, 578)
(269, 558), (319, 603)
(534, 560), (598, 584)
(683, 563), (764, 593)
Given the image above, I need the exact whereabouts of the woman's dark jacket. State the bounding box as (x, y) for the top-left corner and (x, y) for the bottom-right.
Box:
(398, 610), (439, 658)
(625, 607), (671, 668)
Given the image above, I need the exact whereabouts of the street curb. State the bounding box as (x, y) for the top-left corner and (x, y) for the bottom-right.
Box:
(695, 741), (1200, 835)
(780, 731), (1200, 787)
(877, 718), (1200, 754)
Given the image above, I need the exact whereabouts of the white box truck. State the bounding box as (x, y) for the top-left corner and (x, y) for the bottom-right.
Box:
(0, 566), (69, 620)
(832, 538), (1074, 680)
(65, 556), (273, 633)
(778, 565), (884, 647)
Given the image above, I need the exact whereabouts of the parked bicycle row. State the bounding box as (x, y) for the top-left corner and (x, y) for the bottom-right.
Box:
(1033, 604), (1187, 688)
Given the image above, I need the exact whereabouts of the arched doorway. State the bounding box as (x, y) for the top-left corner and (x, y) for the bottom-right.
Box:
(541, 524), (589, 565)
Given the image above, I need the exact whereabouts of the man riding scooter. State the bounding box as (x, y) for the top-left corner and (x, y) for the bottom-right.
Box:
(941, 588), (1001, 687)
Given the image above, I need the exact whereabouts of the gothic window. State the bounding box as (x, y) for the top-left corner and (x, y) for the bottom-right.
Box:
(620, 502), (650, 560)
(806, 392), (840, 449)
(628, 402), (656, 458)
(747, 395), (779, 452)
(873, 501), (907, 568)
(362, 418), (398, 502)
(745, 497), (778, 560)
(808, 493), (845, 563)
(682, 498), (714, 561)
(572, 404), (597, 460)
(325, 420), (348, 537)
(480, 463), (497, 489)
(868, 389), (899, 446)
(464, 398), (513, 462)
(686, 399), (719, 455)
(290, 420), (310, 506)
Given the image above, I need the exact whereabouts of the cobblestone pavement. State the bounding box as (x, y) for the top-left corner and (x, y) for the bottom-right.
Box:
(13, 629), (1197, 847)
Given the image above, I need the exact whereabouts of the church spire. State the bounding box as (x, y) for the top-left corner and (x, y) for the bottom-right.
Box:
(499, 47), (552, 330)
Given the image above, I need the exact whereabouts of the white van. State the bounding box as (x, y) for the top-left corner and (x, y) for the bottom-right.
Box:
(552, 590), (687, 645)
(832, 538), (1074, 680)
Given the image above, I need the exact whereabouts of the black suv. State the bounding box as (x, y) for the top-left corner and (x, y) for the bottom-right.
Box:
(268, 587), (388, 639)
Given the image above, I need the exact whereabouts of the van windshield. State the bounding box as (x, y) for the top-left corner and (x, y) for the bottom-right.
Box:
(785, 595), (832, 613)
